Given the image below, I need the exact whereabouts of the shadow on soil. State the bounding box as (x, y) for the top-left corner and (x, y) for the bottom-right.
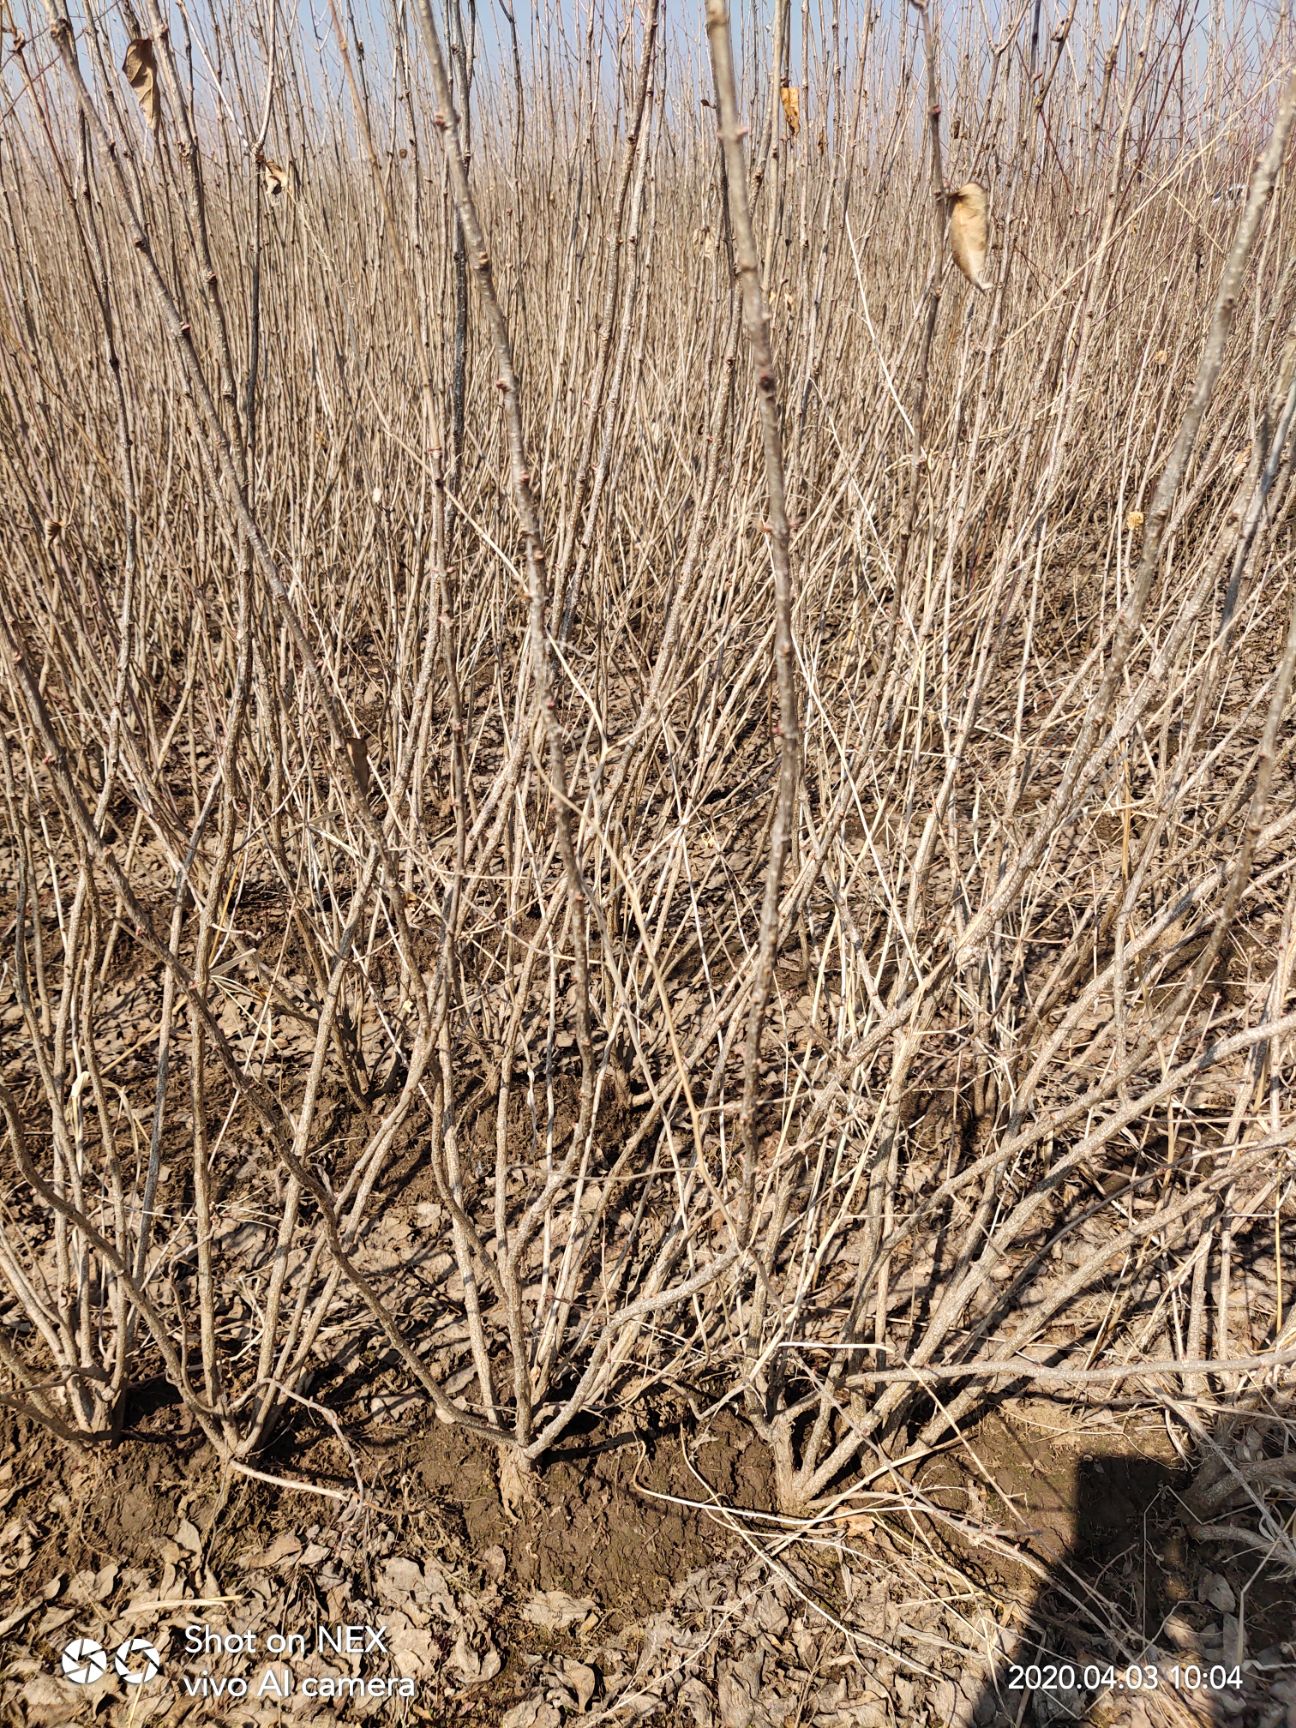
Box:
(970, 1450), (1227, 1727)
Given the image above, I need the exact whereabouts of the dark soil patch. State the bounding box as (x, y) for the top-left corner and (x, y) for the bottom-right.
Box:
(1, 1396), (783, 1725)
(413, 1403), (776, 1622)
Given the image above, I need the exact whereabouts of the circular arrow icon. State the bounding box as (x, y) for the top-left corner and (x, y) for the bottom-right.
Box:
(114, 1637), (163, 1685)
(61, 1638), (108, 1685)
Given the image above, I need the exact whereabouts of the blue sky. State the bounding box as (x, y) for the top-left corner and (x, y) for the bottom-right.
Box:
(3, 0), (1289, 159)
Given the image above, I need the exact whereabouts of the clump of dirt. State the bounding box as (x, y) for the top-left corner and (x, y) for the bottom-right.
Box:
(413, 1403), (776, 1621)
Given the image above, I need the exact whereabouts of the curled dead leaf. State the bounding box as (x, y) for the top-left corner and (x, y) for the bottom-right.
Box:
(122, 38), (159, 133)
(949, 181), (990, 292)
(521, 1588), (597, 1632)
(0, 1576), (62, 1640)
(1125, 509), (1144, 531)
(449, 1628), (501, 1687)
(780, 84), (800, 138)
(501, 1700), (561, 1728)
(261, 157), (288, 197)
(558, 1659), (597, 1710)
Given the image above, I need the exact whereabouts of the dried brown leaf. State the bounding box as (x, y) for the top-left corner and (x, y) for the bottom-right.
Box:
(501, 1701), (561, 1728)
(262, 157), (289, 197)
(450, 1629), (501, 1686)
(122, 37), (160, 133)
(521, 1588), (597, 1632)
(559, 1658), (598, 1709)
(20, 1675), (73, 1725)
(0, 1577), (61, 1639)
(949, 181), (990, 292)
(173, 1518), (202, 1554)
(779, 85), (800, 137)
(377, 1556), (424, 1597)
(237, 1531), (300, 1569)
(67, 1562), (117, 1605)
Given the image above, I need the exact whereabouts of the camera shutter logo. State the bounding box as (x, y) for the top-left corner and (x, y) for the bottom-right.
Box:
(59, 1635), (163, 1687)
(61, 1639), (108, 1685)
(114, 1638), (163, 1685)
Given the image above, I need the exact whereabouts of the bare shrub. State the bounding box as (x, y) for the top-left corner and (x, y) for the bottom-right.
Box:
(0, 0), (1291, 1549)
